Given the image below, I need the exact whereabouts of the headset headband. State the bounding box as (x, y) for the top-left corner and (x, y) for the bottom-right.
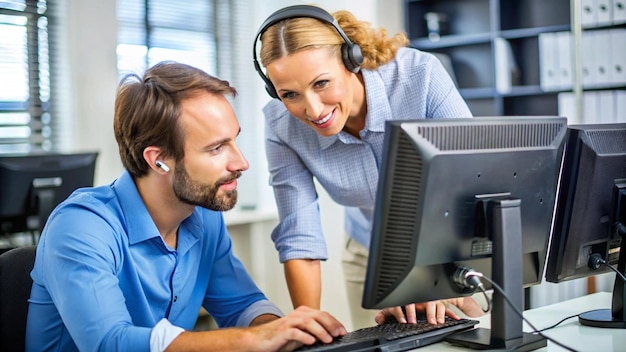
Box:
(252, 5), (363, 99)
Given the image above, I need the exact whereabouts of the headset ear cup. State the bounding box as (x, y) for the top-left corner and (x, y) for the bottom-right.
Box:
(341, 43), (364, 73)
(265, 83), (279, 100)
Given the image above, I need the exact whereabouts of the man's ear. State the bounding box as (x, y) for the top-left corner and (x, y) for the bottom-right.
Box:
(143, 147), (170, 173)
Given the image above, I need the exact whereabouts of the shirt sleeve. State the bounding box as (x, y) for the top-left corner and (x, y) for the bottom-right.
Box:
(39, 203), (153, 351)
(149, 319), (184, 352)
(235, 300), (284, 327)
(423, 52), (474, 118)
(263, 114), (328, 262)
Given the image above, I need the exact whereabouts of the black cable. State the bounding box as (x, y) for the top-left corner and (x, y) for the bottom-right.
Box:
(465, 272), (578, 352)
(588, 253), (626, 283)
(536, 314), (579, 332)
(476, 285), (492, 313)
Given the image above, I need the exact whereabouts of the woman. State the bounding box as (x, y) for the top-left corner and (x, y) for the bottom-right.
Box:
(253, 5), (482, 330)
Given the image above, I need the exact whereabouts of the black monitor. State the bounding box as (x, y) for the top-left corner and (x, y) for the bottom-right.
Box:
(0, 151), (99, 239)
(545, 123), (626, 328)
(362, 116), (567, 351)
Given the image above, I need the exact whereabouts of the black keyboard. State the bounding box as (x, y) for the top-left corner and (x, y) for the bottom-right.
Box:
(296, 317), (479, 352)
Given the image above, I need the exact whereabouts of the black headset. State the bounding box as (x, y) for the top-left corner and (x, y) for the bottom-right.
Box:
(252, 5), (364, 99)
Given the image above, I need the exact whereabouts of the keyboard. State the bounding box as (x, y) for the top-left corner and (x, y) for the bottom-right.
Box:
(295, 317), (478, 352)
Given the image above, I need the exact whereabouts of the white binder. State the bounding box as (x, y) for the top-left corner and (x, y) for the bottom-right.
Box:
(583, 91), (599, 123)
(596, 0), (613, 26)
(616, 90), (626, 122)
(597, 90), (616, 123)
(609, 29), (626, 85)
(539, 32), (560, 91)
(558, 92), (577, 123)
(614, 0), (626, 23)
(581, 0), (598, 27)
(556, 31), (573, 89)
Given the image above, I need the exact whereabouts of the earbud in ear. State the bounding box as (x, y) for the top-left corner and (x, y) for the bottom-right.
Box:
(155, 160), (170, 172)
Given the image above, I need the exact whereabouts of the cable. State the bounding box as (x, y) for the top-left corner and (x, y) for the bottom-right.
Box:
(454, 266), (491, 313)
(588, 253), (626, 284)
(536, 314), (579, 332)
(464, 271), (579, 352)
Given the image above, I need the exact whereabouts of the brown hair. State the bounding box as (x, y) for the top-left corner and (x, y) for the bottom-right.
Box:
(114, 61), (237, 178)
(259, 8), (409, 70)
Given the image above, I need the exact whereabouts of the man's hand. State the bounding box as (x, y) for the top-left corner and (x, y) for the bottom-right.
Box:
(247, 306), (347, 351)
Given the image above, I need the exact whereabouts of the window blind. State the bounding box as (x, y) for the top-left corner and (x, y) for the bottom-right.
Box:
(116, 0), (217, 80)
(0, 0), (52, 153)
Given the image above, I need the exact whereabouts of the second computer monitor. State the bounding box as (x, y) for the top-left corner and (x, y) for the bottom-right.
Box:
(545, 123), (626, 328)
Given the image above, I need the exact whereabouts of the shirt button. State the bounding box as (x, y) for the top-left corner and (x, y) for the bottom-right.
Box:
(173, 295), (178, 302)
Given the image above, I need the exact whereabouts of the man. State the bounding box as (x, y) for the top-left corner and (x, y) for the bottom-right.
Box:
(25, 61), (346, 351)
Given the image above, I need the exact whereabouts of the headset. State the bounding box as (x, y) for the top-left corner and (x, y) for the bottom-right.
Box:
(252, 5), (364, 99)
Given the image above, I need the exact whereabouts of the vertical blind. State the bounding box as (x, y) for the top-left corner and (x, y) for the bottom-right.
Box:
(0, 0), (52, 154)
(116, 0), (218, 80)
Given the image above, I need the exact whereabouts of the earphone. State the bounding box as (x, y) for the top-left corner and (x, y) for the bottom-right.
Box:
(252, 5), (364, 99)
(155, 160), (170, 172)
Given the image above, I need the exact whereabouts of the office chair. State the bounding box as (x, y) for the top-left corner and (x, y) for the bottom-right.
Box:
(0, 246), (36, 352)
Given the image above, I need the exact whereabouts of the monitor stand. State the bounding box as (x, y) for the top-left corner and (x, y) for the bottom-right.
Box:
(444, 198), (547, 351)
(579, 182), (626, 328)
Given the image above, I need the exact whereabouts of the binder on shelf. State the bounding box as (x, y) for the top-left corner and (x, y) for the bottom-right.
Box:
(557, 92), (577, 123)
(616, 90), (626, 122)
(596, 0), (613, 26)
(494, 37), (519, 94)
(594, 30), (612, 86)
(581, 31), (598, 87)
(556, 31), (573, 89)
(539, 32), (560, 91)
(581, 0), (597, 27)
(614, 0), (626, 24)
(609, 29), (626, 85)
(583, 91), (599, 124)
(597, 90), (616, 123)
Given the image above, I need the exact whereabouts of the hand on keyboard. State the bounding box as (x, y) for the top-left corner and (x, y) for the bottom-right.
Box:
(375, 296), (482, 326)
(248, 306), (347, 351)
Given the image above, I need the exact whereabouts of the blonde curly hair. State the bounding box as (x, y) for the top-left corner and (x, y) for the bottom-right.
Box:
(259, 8), (409, 71)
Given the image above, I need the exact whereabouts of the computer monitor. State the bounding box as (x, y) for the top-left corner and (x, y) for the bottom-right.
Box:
(0, 151), (99, 238)
(545, 123), (626, 328)
(362, 116), (567, 351)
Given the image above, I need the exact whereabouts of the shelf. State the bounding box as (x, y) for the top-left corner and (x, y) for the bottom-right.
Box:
(405, 0), (624, 118)
(498, 24), (571, 40)
(410, 32), (491, 50)
(503, 85), (552, 97)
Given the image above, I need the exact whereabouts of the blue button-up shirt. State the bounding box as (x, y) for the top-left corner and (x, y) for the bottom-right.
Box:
(263, 47), (472, 263)
(26, 170), (282, 351)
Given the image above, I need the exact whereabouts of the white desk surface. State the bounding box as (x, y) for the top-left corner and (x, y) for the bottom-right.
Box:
(415, 291), (626, 351)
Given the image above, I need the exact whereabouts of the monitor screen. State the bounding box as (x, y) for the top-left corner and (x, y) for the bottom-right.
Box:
(545, 123), (626, 328)
(0, 151), (98, 236)
(362, 116), (567, 350)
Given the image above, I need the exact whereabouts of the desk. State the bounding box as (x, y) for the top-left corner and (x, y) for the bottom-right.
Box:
(416, 292), (626, 351)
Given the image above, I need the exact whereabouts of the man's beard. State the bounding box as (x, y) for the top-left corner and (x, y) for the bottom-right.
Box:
(172, 162), (240, 211)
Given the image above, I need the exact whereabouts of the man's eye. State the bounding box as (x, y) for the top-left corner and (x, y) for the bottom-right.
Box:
(209, 145), (223, 153)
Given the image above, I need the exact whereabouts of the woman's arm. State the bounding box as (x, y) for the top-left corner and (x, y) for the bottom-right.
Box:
(284, 259), (322, 309)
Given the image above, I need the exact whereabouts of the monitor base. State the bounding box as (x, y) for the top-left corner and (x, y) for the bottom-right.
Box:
(579, 309), (626, 328)
(444, 327), (546, 351)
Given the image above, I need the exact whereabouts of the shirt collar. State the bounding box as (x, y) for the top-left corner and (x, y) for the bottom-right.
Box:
(316, 69), (390, 149)
(112, 171), (199, 253)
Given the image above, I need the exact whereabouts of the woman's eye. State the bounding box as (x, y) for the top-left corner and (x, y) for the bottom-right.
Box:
(314, 80), (329, 88)
(281, 91), (296, 100)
